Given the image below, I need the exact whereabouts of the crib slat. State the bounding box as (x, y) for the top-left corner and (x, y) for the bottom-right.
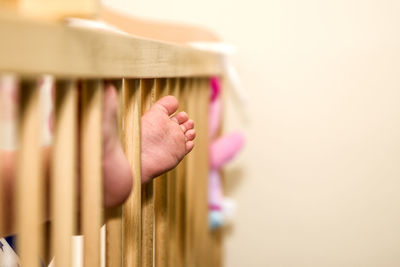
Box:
(184, 78), (197, 267)
(0, 75), (18, 237)
(167, 78), (179, 267)
(51, 80), (77, 267)
(0, 148), (2, 239)
(210, 217), (223, 267)
(105, 80), (124, 267)
(141, 79), (155, 267)
(0, 78), (4, 236)
(80, 80), (103, 267)
(123, 79), (142, 267)
(105, 207), (122, 267)
(193, 78), (210, 266)
(210, 77), (223, 267)
(17, 79), (43, 267)
(193, 79), (203, 265)
(154, 78), (168, 267)
(175, 78), (188, 267)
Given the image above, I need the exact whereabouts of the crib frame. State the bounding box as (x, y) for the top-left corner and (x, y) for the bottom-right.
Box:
(0, 11), (224, 267)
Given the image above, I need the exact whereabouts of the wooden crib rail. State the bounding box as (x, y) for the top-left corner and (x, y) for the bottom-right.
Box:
(0, 12), (223, 267)
(0, 13), (223, 78)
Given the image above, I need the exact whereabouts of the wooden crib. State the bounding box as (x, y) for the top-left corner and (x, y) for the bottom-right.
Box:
(0, 3), (224, 266)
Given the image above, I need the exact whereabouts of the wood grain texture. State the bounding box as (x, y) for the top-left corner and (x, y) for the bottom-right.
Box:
(191, 79), (201, 267)
(51, 80), (77, 267)
(123, 79), (142, 267)
(105, 80), (123, 267)
(0, 14), (223, 79)
(210, 228), (223, 267)
(194, 78), (210, 267)
(182, 78), (211, 267)
(209, 77), (223, 267)
(0, 163), (2, 238)
(141, 79), (155, 267)
(106, 207), (122, 267)
(175, 78), (188, 267)
(184, 78), (197, 267)
(80, 80), (103, 267)
(154, 78), (168, 267)
(0, 79), (4, 236)
(167, 78), (180, 267)
(17, 79), (43, 267)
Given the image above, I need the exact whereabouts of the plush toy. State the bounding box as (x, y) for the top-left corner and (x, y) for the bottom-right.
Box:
(208, 77), (245, 230)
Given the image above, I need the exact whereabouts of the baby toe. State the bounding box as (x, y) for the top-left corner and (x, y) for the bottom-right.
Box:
(182, 119), (194, 132)
(171, 111), (188, 125)
(185, 129), (196, 141)
(155, 95), (179, 115)
(186, 140), (195, 154)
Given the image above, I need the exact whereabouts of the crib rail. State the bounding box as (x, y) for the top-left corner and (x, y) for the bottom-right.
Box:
(0, 13), (222, 78)
(0, 13), (223, 267)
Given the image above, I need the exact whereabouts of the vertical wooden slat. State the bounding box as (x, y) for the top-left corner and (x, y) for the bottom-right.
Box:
(17, 79), (43, 267)
(106, 207), (122, 267)
(175, 78), (188, 267)
(0, 77), (4, 236)
(210, 216), (223, 267)
(212, 77), (224, 267)
(182, 78), (210, 267)
(106, 80), (124, 267)
(141, 79), (156, 267)
(189, 78), (201, 267)
(0, 149), (2, 239)
(194, 78), (210, 267)
(81, 80), (103, 267)
(184, 78), (197, 267)
(0, 74), (18, 238)
(190, 78), (200, 267)
(167, 78), (179, 267)
(51, 80), (77, 267)
(154, 78), (168, 267)
(123, 79), (142, 267)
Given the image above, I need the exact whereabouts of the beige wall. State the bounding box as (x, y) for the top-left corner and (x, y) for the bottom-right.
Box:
(105, 0), (400, 266)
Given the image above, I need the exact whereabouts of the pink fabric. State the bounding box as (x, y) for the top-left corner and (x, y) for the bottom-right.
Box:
(208, 76), (244, 230)
(210, 77), (220, 102)
(209, 96), (221, 139)
(208, 170), (223, 209)
(209, 132), (245, 170)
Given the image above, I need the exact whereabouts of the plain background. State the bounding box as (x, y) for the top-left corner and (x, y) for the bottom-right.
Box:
(104, 0), (400, 266)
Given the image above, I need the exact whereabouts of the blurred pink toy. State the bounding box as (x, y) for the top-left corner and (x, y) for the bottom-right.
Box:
(208, 77), (245, 230)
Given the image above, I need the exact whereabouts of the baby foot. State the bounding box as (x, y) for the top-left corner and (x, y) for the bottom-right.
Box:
(141, 95), (195, 183)
(102, 85), (195, 206)
(102, 84), (133, 207)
